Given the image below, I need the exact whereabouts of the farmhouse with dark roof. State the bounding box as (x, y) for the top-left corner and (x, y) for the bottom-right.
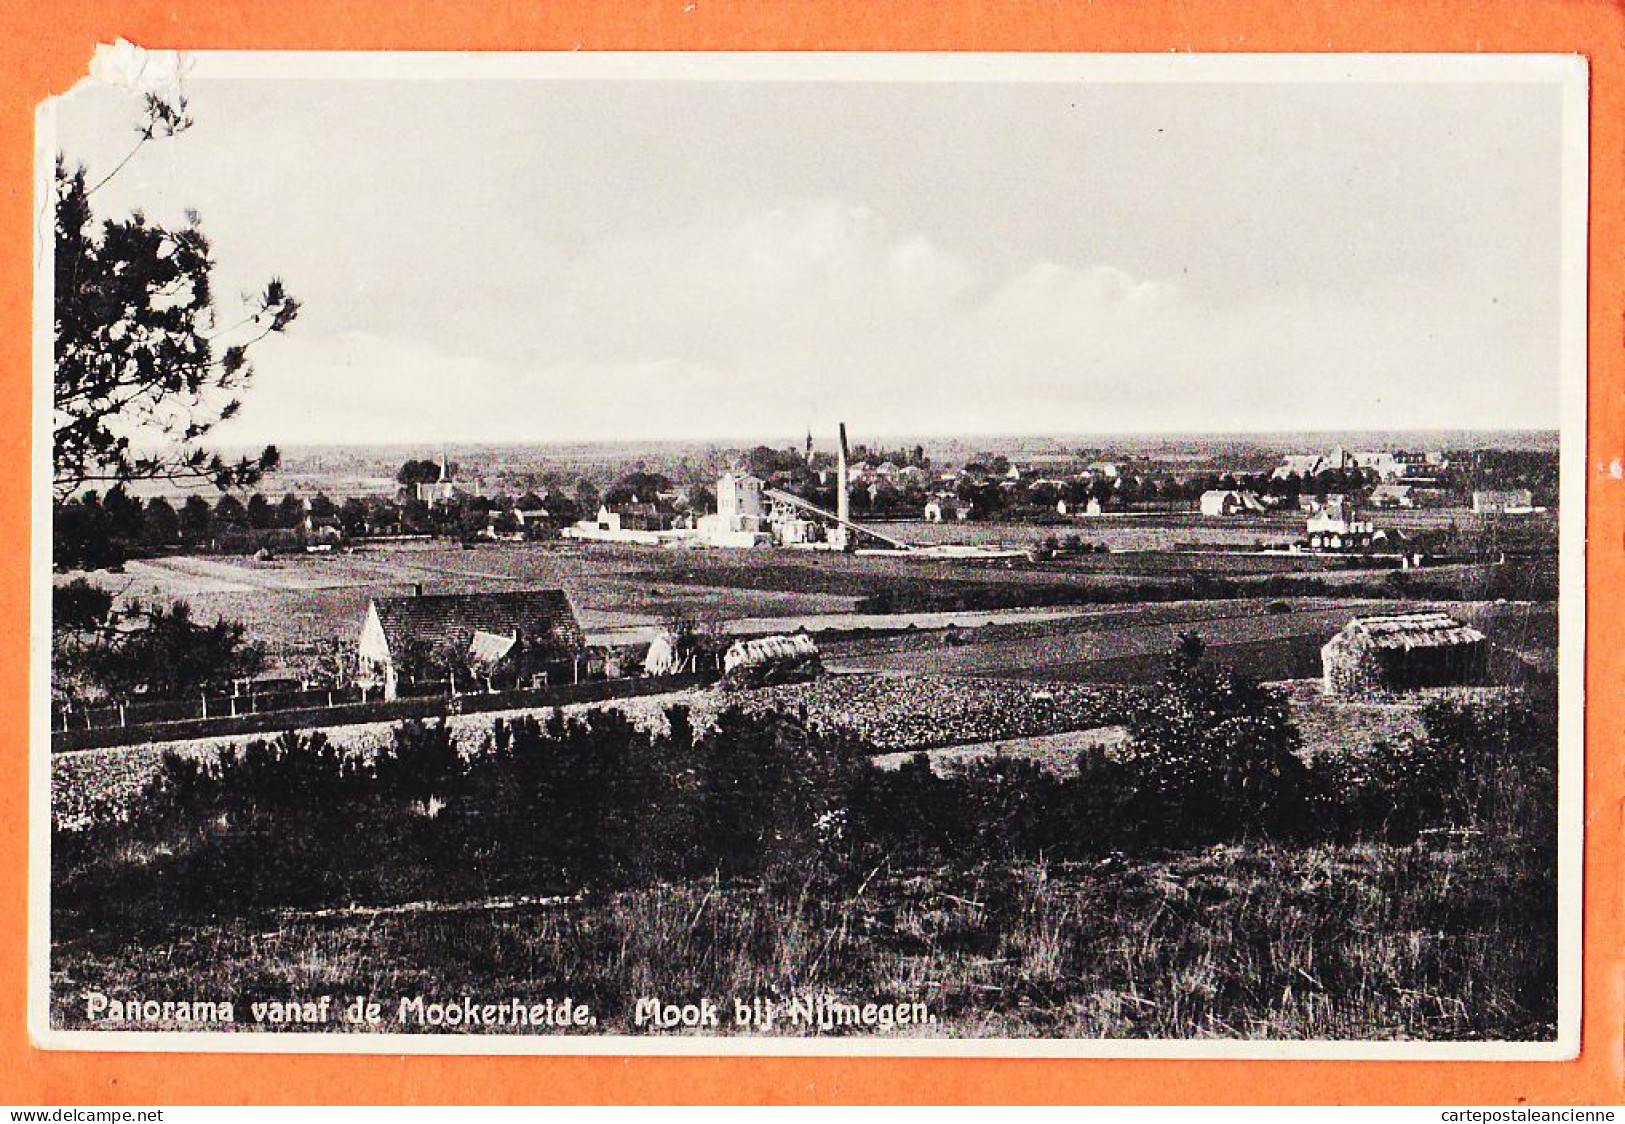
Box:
(357, 587), (587, 699)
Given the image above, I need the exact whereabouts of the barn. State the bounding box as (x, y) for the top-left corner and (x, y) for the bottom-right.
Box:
(1320, 612), (1488, 696)
(358, 588), (587, 699)
(1199, 490), (1243, 517)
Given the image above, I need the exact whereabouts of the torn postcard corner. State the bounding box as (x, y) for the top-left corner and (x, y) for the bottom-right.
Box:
(85, 39), (190, 99)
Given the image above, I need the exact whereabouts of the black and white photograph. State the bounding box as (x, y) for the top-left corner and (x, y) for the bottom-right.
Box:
(33, 48), (1587, 1055)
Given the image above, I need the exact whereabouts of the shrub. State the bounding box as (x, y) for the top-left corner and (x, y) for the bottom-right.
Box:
(1115, 633), (1311, 847)
(375, 719), (461, 808)
(54, 672), (1557, 950)
(1309, 682), (1558, 845)
(693, 707), (863, 880)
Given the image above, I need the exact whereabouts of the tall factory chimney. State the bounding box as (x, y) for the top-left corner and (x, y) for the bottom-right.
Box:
(837, 423), (851, 526)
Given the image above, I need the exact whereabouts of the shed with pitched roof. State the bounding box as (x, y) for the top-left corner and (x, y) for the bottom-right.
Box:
(721, 633), (821, 686)
(1320, 612), (1487, 696)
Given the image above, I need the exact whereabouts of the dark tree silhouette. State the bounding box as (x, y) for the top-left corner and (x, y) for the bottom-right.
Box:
(53, 94), (299, 499)
(178, 494), (213, 541)
(246, 493), (275, 530)
(1117, 633), (1310, 845)
(397, 459), (446, 487)
(63, 598), (264, 699)
(142, 496), (181, 546)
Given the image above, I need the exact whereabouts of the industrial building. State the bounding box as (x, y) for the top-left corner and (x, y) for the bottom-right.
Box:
(566, 423), (912, 552)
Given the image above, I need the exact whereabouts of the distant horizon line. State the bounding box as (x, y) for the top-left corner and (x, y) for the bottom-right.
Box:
(217, 425), (1561, 453)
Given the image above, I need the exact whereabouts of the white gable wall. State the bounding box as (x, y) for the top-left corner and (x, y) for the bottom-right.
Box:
(357, 603), (398, 699)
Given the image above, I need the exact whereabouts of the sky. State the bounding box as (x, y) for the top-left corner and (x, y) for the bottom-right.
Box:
(50, 57), (1578, 446)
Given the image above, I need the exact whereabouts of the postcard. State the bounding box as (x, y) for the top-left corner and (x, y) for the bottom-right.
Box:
(32, 47), (1589, 1059)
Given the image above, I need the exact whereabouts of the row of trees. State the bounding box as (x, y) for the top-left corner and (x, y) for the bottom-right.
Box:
(55, 487), (330, 569)
(51, 480), (604, 570)
(1445, 449), (1562, 508)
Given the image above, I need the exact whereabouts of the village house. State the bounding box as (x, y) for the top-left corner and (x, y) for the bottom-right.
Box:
(1347, 451), (1405, 481)
(1321, 612), (1488, 696)
(514, 505), (554, 530)
(1367, 483), (1417, 509)
(416, 479), (458, 505)
(357, 587), (587, 699)
(1305, 494), (1374, 552)
(481, 505), (557, 542)
(302, 514), (343, 548)
(1393, 450), (1448, 478)
(1472, 488), (1537, 515)
(615, 500), (687, 532)
(1273, 453), (1331, 480)
(413, 457), (469, 506)
(1199, 489), (1265, 517)
(1272, 447), (1409, 482)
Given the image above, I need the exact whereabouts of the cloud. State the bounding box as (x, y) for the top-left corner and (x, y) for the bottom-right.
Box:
(218, 197), (1556, 445)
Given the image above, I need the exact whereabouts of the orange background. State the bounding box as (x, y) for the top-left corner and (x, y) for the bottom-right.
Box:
(1, 0), (1620, 1106)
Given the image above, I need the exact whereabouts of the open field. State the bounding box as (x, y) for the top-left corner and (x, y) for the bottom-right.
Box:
(822, 598), (1555, 685)
(64, 544), (865, 672)
(59, 513), (1553, 682)
(887, 507), (1554, 551)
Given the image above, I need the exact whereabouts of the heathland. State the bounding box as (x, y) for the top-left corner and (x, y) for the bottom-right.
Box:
(52, 652), (1557, 1040)
(49, 451), (1563, 1041)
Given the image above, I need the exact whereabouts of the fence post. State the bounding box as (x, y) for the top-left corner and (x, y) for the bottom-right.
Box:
(118, 703), (126, 728)
(201, 691), (208, 720)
